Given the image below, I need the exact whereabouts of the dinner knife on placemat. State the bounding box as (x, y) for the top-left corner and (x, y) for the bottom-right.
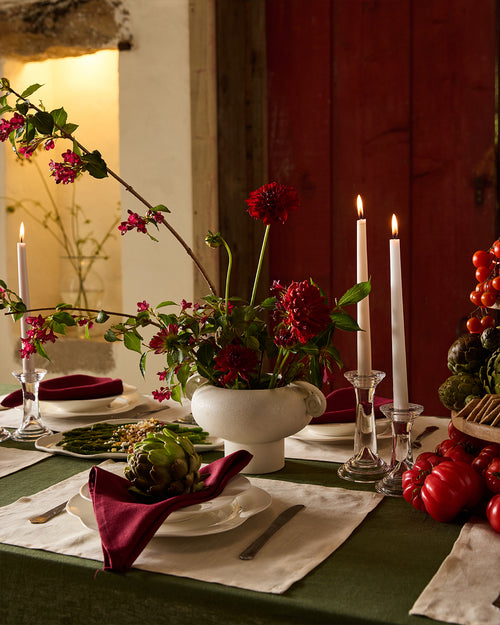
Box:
(239, 504), (305, 560)
(29, 501), (67, 524)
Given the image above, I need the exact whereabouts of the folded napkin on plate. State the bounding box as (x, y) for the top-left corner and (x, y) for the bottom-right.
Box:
(0, 374), (124, 408)
(88, 450), (252, 572)
(310, 387), (392, 424)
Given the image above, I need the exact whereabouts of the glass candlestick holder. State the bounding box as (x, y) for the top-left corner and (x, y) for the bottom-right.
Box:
(338, 370), (389, 483)
(0, 425), (10, 442)
(375, 402), (424, 497)
(11, 368), (52, 442)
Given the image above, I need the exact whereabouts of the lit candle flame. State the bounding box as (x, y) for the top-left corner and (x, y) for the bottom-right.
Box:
(19, 222), (25, 243)
(357, 195), (363, 219)
(391, 214), (398, 238)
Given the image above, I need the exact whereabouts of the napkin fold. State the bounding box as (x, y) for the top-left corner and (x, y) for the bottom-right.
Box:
(88, 450), (252, 572)
(0, 374), (124, 408)
(310, 387), (392, 424)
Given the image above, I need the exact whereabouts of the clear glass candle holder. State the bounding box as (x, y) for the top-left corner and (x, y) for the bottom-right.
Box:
(375, 402), (424, 497)
(11, 368), (52, 442)
(337, 370), (389, 483)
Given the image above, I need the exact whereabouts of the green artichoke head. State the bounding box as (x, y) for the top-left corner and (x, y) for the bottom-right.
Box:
(124, 428), (204, 501)
(481, 326), (500, 352)
(447, 333), (488, 374)
(438, 373), (483, 412)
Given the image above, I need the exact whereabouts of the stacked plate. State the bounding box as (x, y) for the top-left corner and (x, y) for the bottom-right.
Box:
(293, 417), (391, 442)
(66, 469), (272, 537)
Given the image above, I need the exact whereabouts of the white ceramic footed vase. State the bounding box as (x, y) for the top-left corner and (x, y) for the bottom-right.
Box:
(185, 376), (327, 474)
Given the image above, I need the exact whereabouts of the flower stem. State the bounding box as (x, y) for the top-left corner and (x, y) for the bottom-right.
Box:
(250, 224), (270, 306)
(221, 238), (233, 312)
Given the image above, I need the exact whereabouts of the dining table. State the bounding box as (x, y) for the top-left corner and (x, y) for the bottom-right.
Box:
(0, 381), (497, 625)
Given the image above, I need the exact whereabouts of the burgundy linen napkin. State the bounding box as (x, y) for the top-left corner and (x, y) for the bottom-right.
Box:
(0, 374), (124, 408)
(88, 450), (252, 572)
(310, 387), (392, 424)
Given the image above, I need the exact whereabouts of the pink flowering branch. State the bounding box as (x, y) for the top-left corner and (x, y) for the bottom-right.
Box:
(1, 82), (217, 296)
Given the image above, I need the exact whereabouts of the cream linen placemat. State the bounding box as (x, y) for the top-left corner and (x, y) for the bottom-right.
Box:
(0, 447), (47, 478)
(0, 463), (383, 593)
(410, 518), (500, 625)
(285, 416), (447, 464)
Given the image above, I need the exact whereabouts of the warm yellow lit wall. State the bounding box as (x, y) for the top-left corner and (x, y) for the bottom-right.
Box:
(0, 51), (121, 377)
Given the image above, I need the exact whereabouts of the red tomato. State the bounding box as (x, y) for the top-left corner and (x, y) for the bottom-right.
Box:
(481, 315), (496, 329)
(472, 250), (492, 268)
(466, 317), (483, 334)
(486, 494), (500, 532)
(494, 242), (500, 259)
(493, 275), (500, 291)
(485, 458), (500, 494)
(471, 443), (500, 474)
(447, 422), (485, 452)
(475, 266), (491, 282)
(420, 461), (472, 522)
(481, 290), (497, 307)
(470, 290), (482, 306)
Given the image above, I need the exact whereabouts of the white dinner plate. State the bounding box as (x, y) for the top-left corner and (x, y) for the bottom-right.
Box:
(293, 417), (391, 442)
(34, 419), (224, 457)
(79, 472), (250, 522)
(67, 483), (271, 537)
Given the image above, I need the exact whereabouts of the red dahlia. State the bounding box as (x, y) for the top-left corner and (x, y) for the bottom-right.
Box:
(214, 343), (259, 387)
(245, 181), (299, 226)
(280, 280), (331, 344)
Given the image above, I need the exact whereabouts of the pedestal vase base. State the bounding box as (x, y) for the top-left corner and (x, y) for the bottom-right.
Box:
(224, 439), (284, 474)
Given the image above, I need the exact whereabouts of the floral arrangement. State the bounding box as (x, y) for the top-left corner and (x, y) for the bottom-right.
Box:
(0, 78), (369, 402)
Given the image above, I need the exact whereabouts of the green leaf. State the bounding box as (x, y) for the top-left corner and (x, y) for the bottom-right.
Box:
(55, 303), (73, 310)
(104, 328), (120, 342)
(63, 122), (79, 134)
(50, 107), (67, 127)
(124, 331), (142, 353)
(139, 352), (147, 377)
(32, 111), (54, 134)
(81, 150), (108, 179)
(177, 362), (190, 386)
(52, 311), (76, 326)
(156, 300), (177, 309)
(171, 385), (182, 403)
(21, 83), (43, 99)
(96, 310), (110, 324)
(16, 101), (29, 115)
(34, 342), (50, 360)
(337, 280), (371, 308)
(52, 321), (67, 334)
(152, 204), (171, 214)
(1, 77), (11, 90)
(330, 311), (360, 332)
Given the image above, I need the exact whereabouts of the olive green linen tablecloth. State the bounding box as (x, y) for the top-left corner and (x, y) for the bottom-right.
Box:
(0, 383), (460, 625)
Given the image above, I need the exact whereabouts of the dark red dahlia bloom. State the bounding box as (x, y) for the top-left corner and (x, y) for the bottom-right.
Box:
(214, 343), (259, 387)
(148, 324), (178, 354)
(245, 182), (299, 226)
(279, 280), (331, 344)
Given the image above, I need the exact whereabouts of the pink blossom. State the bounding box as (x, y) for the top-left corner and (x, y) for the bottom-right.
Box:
(180, 299), (192, 311)
(118, 211), (148, 235)
(137, 300), (149, 311)
(44, 139), (55, 151)
(19, 339), (36, 359)
(152, 387), (172, 402)
(157, 370), (168, 381)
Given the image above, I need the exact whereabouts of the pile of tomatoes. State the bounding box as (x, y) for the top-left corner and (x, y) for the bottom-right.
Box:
(468, 243), (500, 333)
(402, 422), (500, 532)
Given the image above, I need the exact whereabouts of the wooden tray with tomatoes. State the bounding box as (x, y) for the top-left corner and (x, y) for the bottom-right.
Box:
(451, 394), (500, 443)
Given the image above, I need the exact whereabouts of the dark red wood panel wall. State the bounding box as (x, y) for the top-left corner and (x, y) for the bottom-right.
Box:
(266, 0), (497, 414)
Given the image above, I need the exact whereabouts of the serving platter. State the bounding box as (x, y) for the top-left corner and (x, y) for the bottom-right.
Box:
(35, 418), (224, 458)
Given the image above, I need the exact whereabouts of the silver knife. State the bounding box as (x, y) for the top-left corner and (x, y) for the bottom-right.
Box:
(239, 504), (305, 560)
(29, 501), (67, 524)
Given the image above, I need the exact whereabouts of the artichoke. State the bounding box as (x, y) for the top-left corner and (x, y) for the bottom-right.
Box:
(447, 333), (488, 374)
(438, 373), (483, 411)
(481, 326), (500, 352)
(480, 348), (500, 395)
(124, 428), (205, 501)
